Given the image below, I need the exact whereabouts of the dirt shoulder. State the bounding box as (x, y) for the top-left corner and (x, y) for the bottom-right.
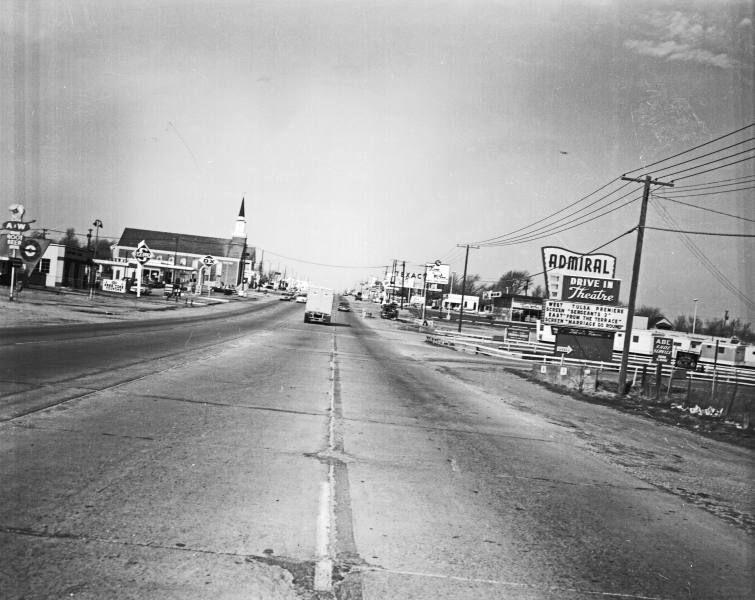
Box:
(0, 285), (277, 329)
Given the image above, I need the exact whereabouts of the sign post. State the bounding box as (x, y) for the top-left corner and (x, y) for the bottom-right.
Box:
(132, 240), (153, 298)
(202, 256), (216, 298)
(4, 204), (34, 302)
(652, 337), (673, 364)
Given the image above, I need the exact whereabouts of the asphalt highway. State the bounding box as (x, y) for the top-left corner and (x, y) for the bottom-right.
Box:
(0, 301), (752, 599)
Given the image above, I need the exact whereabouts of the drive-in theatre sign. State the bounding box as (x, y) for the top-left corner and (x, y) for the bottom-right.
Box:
(559, 275), (621, 306)
(542, 246), (616, 300)
(541, 246), (626, 358)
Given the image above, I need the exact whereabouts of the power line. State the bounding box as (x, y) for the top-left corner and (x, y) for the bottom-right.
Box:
(471, 177), (626, 245)
(670, 175), (755, 190)
(480, 193), (641, 247)
(657, 185), (755, 198)
(623, 122), (754, 175)
(650, 200), (755, 311)
(643, 137), (755, 179)
(671, 155), (755, 182)
(655, 196), (755, 222)
(263, 250), (386, 270)
(643, 226), (755, 237)
(659, 146), (755, 179)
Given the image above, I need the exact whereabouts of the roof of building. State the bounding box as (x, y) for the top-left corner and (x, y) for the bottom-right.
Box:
(117, 228), (246, 259)
(649, 316), (674, 329)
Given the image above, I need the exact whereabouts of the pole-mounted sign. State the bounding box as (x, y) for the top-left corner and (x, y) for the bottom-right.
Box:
(202, 255), (216, 267)
(19, 239), (42, 262)
(133, 240), (152, 265)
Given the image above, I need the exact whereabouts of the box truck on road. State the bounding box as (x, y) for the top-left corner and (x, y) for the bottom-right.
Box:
(304, 286), (336, 324)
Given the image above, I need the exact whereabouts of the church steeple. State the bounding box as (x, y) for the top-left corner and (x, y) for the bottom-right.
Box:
(233, 197), (247, 238)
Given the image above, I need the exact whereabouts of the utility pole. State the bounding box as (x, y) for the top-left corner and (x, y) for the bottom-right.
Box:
(457, 244), (479, 333)
(400, 260), (406, 308)
(617, 174), (673, 394)
(391, 258), (397, 302)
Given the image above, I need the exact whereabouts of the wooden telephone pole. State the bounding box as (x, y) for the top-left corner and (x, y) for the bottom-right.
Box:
(616, 174), (673, 394)
(457, 244), (479, 333)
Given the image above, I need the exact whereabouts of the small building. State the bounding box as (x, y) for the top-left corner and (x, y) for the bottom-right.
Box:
(28, 243), (67, 287)
(99, 200), (255, 292)
(483, 293), (543, 322)
(441, 293), (479, 312)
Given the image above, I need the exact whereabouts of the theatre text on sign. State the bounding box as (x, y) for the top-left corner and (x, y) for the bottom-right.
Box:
(544, 300), (627, 331)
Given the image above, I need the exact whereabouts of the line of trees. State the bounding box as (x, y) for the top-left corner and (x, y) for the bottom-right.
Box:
(635, 305), (753, 342)
(34, 227), (114, 257)
(453, 270), (546, 298)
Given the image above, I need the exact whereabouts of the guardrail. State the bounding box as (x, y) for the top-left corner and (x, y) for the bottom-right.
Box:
(426, 332), (754, 425)
(425, 332), (755, 388)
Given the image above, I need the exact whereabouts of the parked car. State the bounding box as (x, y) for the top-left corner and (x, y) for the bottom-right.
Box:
(380, 302), (398, 319)
(126, 283), (152, 295)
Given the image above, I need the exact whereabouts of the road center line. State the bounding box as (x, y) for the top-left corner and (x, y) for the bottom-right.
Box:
(314, 338), (338, 592)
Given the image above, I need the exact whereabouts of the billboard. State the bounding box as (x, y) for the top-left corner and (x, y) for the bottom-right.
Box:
(541, 246), (617, 300)
(425, 262), (450, 285)
(543, 300), (627, 331)
(559, 275), (621, 306)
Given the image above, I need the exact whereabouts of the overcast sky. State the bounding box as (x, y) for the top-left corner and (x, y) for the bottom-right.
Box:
(2, 0), (753, 322)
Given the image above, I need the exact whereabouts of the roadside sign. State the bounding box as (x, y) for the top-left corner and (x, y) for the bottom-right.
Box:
(10, 257), (23, 268)
(559, 275), (621, 306)
(2, 221), (30, 232)
(507, 326), (530, 342)
(133, 240), (152, 264)
(6, 232), (23, 249)
(544, 300), (627, 331)
(675, 350), (700, 371)
(202, 255), (216, 267)
(554, 327), (615, 361)
(19, 239), (42, 262)
(541, 246), (616, 299)
(425, 262), (450, 285)
(652, 337), (673, 364)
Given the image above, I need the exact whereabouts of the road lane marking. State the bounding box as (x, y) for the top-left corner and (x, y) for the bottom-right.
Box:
(314, 477), (334, 591)
(314, 336), (338, 592)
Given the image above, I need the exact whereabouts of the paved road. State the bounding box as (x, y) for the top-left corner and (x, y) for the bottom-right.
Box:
(1, 302), (752, 599)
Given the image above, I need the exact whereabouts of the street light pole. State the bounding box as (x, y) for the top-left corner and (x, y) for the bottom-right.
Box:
(692, 299), (699, 334)
(89, 219), (102, 299)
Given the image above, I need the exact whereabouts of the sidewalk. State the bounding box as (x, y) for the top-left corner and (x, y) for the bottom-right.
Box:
(0, 285), (272, 329)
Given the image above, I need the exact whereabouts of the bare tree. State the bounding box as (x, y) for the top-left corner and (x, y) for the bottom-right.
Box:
(58, 228), (81, 249)
(495, 270), (531, 295)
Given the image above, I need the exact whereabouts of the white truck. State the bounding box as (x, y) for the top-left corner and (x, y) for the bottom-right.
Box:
(304, 286), (336, 324)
